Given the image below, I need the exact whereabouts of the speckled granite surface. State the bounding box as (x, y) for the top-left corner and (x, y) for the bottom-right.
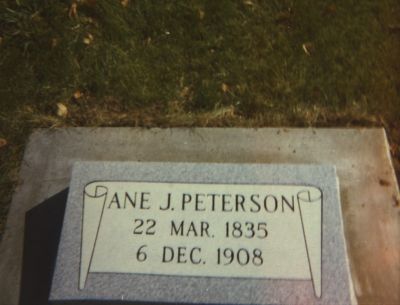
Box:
(49, 161), (355, 305)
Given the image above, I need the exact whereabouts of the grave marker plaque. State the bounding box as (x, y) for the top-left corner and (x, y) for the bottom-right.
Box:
(50, 162), (356, 305)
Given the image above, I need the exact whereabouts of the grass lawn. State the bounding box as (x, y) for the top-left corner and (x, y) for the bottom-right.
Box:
(0, 0), (399, 238)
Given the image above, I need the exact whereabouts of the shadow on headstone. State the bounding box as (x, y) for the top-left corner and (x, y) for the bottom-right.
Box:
(19, 188), (68, 305)
(18, 188), (193, 305)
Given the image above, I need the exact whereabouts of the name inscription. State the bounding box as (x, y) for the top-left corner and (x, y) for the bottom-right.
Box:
(80, 182), (322, 297)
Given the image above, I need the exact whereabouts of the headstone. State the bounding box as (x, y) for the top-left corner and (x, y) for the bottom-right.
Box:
(49, 161), (356, 305)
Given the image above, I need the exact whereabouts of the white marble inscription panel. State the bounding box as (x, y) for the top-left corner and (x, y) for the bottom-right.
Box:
(80, 181), (322, 297)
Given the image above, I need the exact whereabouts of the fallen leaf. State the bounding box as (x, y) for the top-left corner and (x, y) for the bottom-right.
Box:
(56, 103), (68, 118)
(198, 9), (205, 20)
(221, 83), (229, 93)
(83, 33), (94, 45)
(180, 86), (190, 98)
(302, 42), (314, 56)
(121, 0), (129, 7)
(0, 138), (7, 148)
(51, 38), (58, 48)
(243, 0), (254, 6)
(69, 2), (78, 19)
(73, 90), (83, 100)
